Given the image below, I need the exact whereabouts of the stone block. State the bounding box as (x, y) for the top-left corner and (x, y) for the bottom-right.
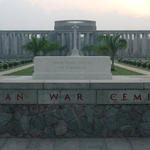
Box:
(0, 83), (43, 90)
(91, 83), (144, 90)
(0, 90), (37, 104)
(97, 90), (150, 104)
(44, 83), (89, 89)
(38, 90), (96, 104)
(60, 90), (96, 104)
(33, 56), (112, 80)
(144, 83), (150, 89)
(38, 90), (60, 104)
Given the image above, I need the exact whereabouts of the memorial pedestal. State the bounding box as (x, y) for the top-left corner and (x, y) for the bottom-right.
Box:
(32, 56), (112, 80)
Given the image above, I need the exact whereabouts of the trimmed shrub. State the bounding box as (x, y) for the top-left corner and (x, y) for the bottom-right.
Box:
(0, 63), (2, 69)
(3, 63), (8, 69)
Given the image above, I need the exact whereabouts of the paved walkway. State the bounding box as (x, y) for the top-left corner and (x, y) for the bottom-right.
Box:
(115, 63), (150, 75)
(0, 138), (150, 150)
(0, 64), (33, 76)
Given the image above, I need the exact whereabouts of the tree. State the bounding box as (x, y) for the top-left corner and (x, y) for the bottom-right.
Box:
(95, 34), (127, 71)
(23, 36), (42, 56)
(40, 37), (59, 55)
(23, 36), (59, 56)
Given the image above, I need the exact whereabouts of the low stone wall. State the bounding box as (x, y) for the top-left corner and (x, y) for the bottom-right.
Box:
(0, 81), (150, 137)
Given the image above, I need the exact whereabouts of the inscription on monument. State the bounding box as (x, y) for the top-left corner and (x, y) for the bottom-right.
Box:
(0, 90), (149, 104)
(0, 90), (37, 104)
(97, 90), (150, 104)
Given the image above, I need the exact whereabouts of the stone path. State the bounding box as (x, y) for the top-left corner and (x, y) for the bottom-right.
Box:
(0, 64), (33, 76)
(115, 63), (150, 75)
(0, 138), (150, 150)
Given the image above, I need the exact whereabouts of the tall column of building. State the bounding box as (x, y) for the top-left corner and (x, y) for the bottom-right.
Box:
(137, 33), (142, 57)
(1, 33), (4, 56)
(78, 32), (81, 50)
(17, 33), (21, 56)
(128, 33), (133, 56)
(124, 33), (130, 57)
(4, 33), (9, 56)
(90, 33), (94, 45)
(69, 32), (73, 50)
(85, 32), (90, 46)
(118, 33), (124, 57)
(61, 32), (65, 47)
(141, 33), (148, 57)
(147, 34), (150, 57)
(132, 33), (138, 57)
(0, 33), (3, 56)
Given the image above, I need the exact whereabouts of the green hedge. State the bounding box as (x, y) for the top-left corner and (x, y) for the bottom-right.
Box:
(0, 58), (33, 70)
(118, 58), (150, 69)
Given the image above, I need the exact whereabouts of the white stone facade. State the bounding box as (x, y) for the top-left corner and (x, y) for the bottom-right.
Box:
(32, 56), (112, 80)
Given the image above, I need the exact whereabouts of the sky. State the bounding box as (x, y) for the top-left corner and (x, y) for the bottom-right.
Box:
(0, 0), (150, 30)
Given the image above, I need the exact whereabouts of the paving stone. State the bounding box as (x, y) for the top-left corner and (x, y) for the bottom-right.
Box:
(106, 138), (132, 150)
(54, 139), (79, 150)
(38, 139), (55, 150)
(0, 139), (8, 149)
(79, 138), (106, 150)
(129, 138), (150, 150)
(1, 138), (29, 150)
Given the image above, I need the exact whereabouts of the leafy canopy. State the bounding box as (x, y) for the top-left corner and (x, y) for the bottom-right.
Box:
(23, 36), (59, 56)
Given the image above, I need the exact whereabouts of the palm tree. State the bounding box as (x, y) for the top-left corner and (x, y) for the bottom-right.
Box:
(40, 37), (59, 56)
(95, 34), (127, 71)
(22, 36), (42, 56)
(23, 36), (59, 57)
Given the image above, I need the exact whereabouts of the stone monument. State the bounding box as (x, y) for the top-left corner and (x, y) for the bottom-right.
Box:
(32, 23), (112, 80)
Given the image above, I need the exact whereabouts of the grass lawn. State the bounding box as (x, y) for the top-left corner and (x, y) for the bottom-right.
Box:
(6, 66), (143, 76)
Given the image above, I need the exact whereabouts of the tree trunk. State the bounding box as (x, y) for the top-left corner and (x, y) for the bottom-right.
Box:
(111, 56), (115, 71)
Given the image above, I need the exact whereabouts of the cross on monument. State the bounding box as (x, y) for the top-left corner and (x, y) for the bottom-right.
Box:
(71, 24), (80, 56)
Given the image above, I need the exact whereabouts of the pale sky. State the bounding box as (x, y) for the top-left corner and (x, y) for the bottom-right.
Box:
(0, 0), (150, 30)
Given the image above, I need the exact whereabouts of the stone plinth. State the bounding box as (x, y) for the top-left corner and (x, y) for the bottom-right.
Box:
(32, 56), (112, 80)
(0, 79), (150, 137)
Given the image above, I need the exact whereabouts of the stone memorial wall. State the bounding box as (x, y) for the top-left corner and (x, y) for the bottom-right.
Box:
(0, 81), (150, 137)
(0, 20), (150, 58)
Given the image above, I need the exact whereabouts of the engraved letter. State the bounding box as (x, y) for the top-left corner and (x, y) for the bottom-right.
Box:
(122, 93), (128, 101)
(77, 93), (83, 101)
(49, 94), (58, 100)
(110, 94), (117, 101)
(5, 94), (11, 101)
(17, 93), (24, 101)
(134, 94), (142, 100)
(65, 94), (71, 101)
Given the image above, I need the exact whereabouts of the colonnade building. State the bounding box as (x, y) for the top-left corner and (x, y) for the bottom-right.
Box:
(0, 20), (150, 58)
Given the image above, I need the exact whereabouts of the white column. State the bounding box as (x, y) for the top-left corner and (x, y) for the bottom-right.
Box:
(78, 32), (81, 50)
(69, 32), (73, 50)
(85, 32), (90, 46)
(141, 33), (148, 57)
(61, 32), (65, 47)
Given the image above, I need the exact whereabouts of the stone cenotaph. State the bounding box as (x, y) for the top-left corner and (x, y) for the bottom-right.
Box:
(32, 23), (112, 80)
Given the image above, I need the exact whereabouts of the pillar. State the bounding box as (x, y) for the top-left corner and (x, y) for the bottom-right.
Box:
(61, 32), (65, 47)
(141, 33), (148, 57)
(69, 32), (73, 50)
